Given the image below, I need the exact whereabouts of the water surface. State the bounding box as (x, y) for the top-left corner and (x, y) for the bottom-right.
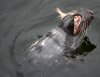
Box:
(0, 0), (100, 77)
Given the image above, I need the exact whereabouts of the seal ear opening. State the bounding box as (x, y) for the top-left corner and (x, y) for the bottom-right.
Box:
(56, 8), (67, 20)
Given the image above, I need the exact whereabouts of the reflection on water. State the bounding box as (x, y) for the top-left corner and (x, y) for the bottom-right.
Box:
(65, 36), (96, 58)
(75, 36), (96, 55)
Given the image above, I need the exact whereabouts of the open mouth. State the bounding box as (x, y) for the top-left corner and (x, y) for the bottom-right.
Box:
(73, 14), (82, 35)
(56, 8), (93, 36)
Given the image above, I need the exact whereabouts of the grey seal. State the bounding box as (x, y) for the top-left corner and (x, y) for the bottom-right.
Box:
(27, 8), (94, 64)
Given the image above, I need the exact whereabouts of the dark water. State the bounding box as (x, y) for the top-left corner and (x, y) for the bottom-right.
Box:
(0, 0), (100, 77)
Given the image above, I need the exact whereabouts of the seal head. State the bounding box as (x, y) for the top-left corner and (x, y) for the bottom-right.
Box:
(57, 8), (94, 36)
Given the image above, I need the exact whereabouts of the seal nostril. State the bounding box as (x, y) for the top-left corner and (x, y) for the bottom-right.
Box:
(89, 11), (93, 15)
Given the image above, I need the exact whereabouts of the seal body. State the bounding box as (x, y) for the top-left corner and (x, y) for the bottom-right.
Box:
(28, 27), (73, 64)
(26, 8), (94, 64)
